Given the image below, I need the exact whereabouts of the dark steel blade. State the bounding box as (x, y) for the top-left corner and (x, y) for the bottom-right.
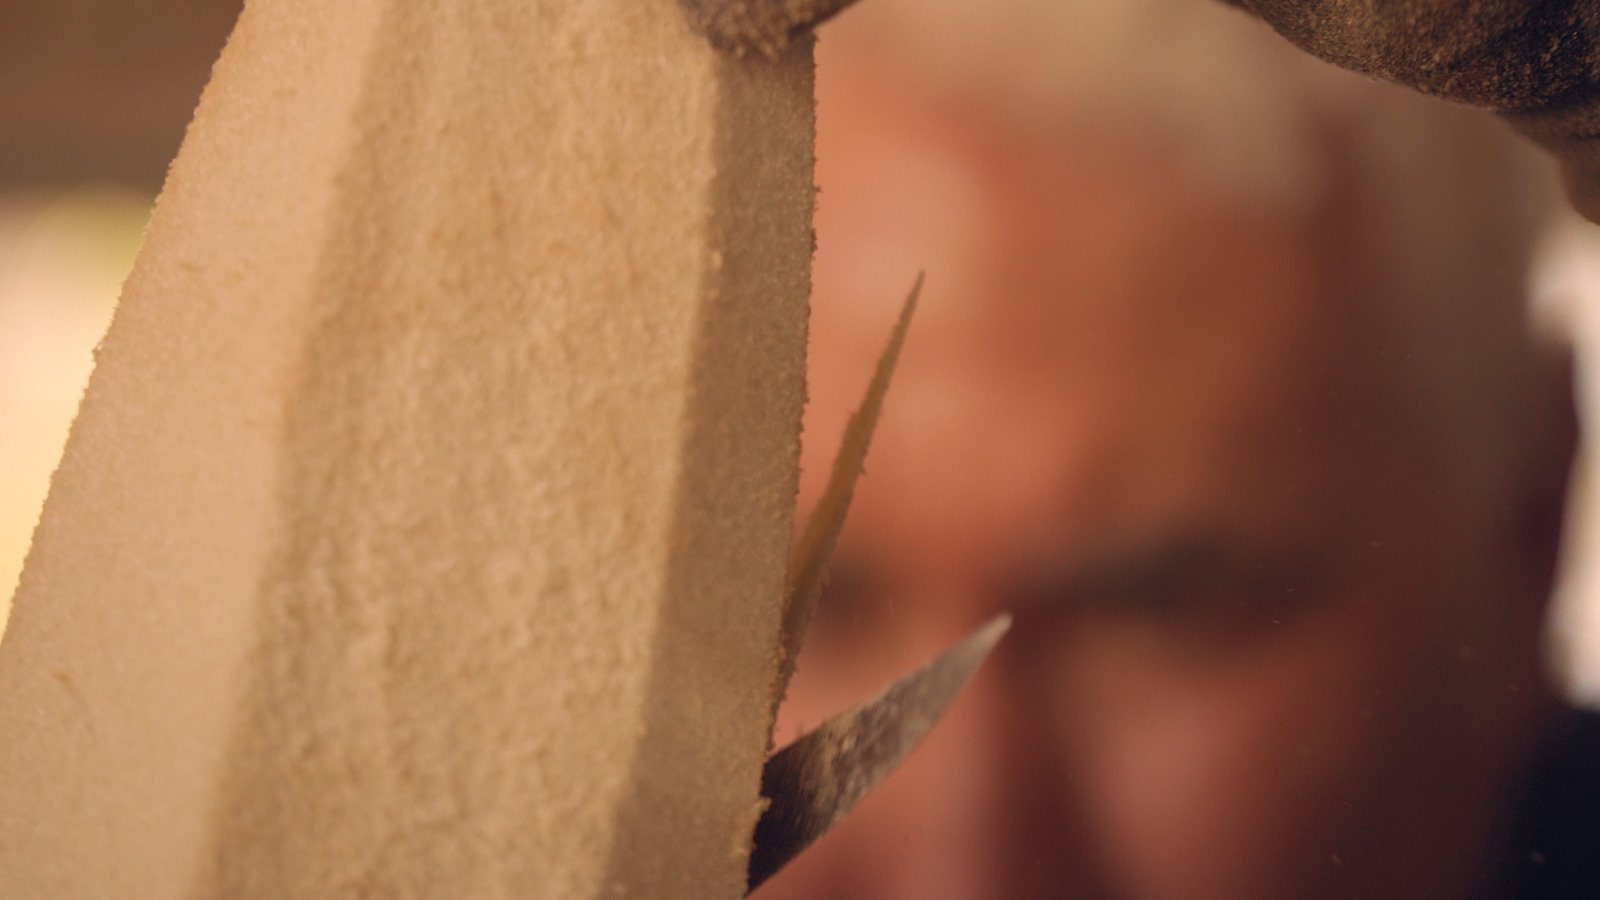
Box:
(747, 614), (1011, 892)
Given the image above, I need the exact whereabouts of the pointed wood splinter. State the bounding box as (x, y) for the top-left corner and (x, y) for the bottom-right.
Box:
(769, 274), (923, 723)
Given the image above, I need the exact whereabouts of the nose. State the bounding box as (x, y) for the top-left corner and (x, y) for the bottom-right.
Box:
(870, 656), (1009, 900)
(759, 603), (1107, 899)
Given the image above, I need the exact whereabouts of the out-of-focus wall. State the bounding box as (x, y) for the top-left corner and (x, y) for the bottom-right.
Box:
(0, 1), (235, 626)
(0, 191), (147, 625)
(1533, 215), (1600, 705)
(0, 0), (239, 187)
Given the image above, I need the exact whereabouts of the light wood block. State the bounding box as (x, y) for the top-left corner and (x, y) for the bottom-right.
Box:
(0, 1), (814, 895)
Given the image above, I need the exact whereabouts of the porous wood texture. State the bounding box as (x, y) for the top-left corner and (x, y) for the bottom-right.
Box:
(0, 1), (814, 896)
(1221, 0), (1600, 220)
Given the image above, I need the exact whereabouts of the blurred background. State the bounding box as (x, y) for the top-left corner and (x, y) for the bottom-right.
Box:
(5, 1), (1600, 897)
(1, 0), (238, 623)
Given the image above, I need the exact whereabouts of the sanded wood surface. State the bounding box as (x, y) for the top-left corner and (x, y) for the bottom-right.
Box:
(0, 1), (814, 896)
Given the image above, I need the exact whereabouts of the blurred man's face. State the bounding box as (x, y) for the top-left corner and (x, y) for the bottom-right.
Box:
(761, 56), (1562, 900)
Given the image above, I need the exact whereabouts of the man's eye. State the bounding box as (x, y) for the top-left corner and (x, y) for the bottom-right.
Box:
(811, 558), (871, 625)
(805, 556), (895, 652)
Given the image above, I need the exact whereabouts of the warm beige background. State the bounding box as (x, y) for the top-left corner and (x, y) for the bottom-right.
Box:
(0, 190), (146, 626)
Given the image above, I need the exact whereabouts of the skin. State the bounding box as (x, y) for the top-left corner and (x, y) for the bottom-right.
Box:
(759, 48), (1574, 900)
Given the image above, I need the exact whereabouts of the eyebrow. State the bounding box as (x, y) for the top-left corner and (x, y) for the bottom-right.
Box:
(1012, 532), (1334, 623)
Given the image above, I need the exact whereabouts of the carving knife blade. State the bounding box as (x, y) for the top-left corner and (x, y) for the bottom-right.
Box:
(747, 613), (1012, 892)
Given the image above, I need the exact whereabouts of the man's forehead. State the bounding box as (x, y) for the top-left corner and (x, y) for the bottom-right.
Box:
(804, 223), (1339, 481)
(812, 94), (1343, 372)
(804, 50), (1403, 587)
(800, 327), (1334, 576)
